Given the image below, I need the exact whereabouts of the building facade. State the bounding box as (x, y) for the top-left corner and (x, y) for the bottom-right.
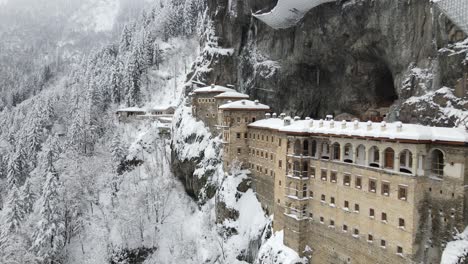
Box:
(191, 87), (468, 264)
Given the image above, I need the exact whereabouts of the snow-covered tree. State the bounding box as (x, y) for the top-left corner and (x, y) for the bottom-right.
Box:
(4, 185), (25, 233)
(21, 178), (35, 215)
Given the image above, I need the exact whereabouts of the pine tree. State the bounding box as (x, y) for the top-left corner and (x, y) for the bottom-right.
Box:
(110, 134), (126, 164)
(4, 185), (25, 233)
(31, 162), (65, 263)
(21, 178), (35, 214)
(6, 152), (22, 188)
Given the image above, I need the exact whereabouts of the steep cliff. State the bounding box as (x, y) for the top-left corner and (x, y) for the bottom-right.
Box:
(204, 0), (467, 126)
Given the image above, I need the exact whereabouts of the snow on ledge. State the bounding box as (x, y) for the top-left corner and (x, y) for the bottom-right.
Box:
(253, 0), (335, 29)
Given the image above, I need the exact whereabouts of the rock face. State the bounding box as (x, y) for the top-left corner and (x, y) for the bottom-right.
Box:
(205, 0), (467, 125)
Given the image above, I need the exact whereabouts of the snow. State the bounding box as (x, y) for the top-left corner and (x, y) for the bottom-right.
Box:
(253, 0), (335, 29)
(442, 227), (468, 264)
(116, 107), (146, 112)
(255, 231), (306, 264)
(214, 91), (250, 99)
(193, 85), (236, 94)
(70, 0), (120, 33)
(219, 100), (270, 110)
(248, 116), (468, 144)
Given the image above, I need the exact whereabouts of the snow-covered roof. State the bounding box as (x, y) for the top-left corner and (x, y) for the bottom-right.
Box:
(249, 118), (468, 144)
(214, 91), (250, 99)
(219, 100), (270, 111)
(253, 0), (334, 29)
(116, 107), (146, 112)
(193, 84), (236, 94)
(150, 105), (176, 112)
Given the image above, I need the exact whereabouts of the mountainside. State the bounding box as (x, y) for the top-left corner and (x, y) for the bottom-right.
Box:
(203, 0), (467, 126)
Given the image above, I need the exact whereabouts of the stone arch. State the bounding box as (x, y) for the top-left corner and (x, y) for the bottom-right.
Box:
(368, 146), (380, 167)
(344, 143), (353, 163)
(430, 149), (445, 178)
(399, 149), (413, 174)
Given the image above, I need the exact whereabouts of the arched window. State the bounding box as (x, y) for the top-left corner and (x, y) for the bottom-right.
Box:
(384, 148), (395, 169)
(399, 150), (413, 174)
(311, 140), (317, 158)
(344, 143), (353, 163)
(356, 145), (366, 165)
(303, 140), (309, 156)
(368, 146), (380, 168)
(321, 142), (330, 159)
(294, 139), (301, 155)
(293, 161), (300, 177)
(431, 149), (444, 178)
(332, 143), (340, 160)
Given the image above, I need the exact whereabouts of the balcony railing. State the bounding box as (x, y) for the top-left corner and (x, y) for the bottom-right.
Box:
(286, 170), (309, 179)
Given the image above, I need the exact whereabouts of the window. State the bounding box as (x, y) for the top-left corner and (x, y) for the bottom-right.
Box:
(369, 179), (377, 193)
(369, 208), (375, 218)
(236, 133), (241, 139)
(332, 143), (340, 160)
(261, 151), (264, 158)
(237, 148), (241, 155)
(354, 204), (360, 212)
(398, 185), (407, 201)
(343, 174), (351, 186)
(270, 154), (273, 160)
(329, 220), (335, 227)
(384, 148), (395, 169)
(279, 160), (282, 168)
(261, 135), (264, 141)
(244, 133), (248, 139)
(321, 194), (325, 202)
(344, 143), (353, 163)
(310, 167), (316, 178)
(330, 197), (335, 205)
(399, 218), (405, 228)
(368, 234), (373, 242)
(399, 149), (413, 174)
(252, 117), (256, 122)
(278, 138), (282, 146)
(369, 146), (380, 167)
(381, 240), (386, 248)
(321, 170), (327, 181)
(321, 142), (330, 159)
(431, 149), (444, 177)
(342, 224), (348, 232)
(302, 184), (307, 198)
(330, 171), (337, 183)
(320, 217), (324, 224)
(353, 228), (359, 237)
(355, 176), (362, 189)
(381, 212), (387, 222)
(382, 182), (390, 196)
(244, 117), (248, 122)
(279, 180), (281, 186)
(397, 246), (403, 254)
(309, 191), (314, 198)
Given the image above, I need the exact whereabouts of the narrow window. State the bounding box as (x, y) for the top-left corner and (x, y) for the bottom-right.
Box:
(310, 167), (316, 178)
(344, 201), (349, 209)
(321, 170), (327, 181)
(236, 133), (241, 139)
(330, 171), (337, 183)
(343, 224), (348, 232)
(279, 138), (282, 146)
(399, 218), (405, 228)
(355, 176), (362, 189)
(321, 194), (325, 202)
(237, 148), (241, 155)
(329, 220), (335, 227)
(369, 179), (377, 193)
(309, 191), (314, 198)
(397, 246), (403, 254)
(431, 149), (444, 177)
(353, 228), (359, 236)
(381, 212), (387, 222)
(369, 208), (375, 218)
(398, 185), (407, 201)
(343, 174), (351, 186)
(237, 117), (240, 123)
(279, 160), (282, 168)
(382, 182), (390, 196)
(279, 180), (281, 186)
(320, 217), (324, 223)
(354, 204), (360, 213)
(244, 133), (248, 139)
(368, 234), (373, 242)
(381, 240), (386, 248)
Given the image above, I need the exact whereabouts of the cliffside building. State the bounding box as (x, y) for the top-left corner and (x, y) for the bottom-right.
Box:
(191, 86), (468, 264)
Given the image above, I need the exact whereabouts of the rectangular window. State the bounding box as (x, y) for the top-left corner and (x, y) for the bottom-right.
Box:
(270, 154), (273, 160)
(310, 167), (316, 178)
(279, 160), (282, 168)
(382, 182), (390, 196)
(236, 133), (241, 139)
(353, 228), (359, 236)
(237, 117), (241, 123)
(369, 208), (375, 218)
(343, 174), (351, 186)
(330, 197), (335, 205)
(244, 133), (248, 139)
(344, 200), (349, 209)
(329, 220), (335, 227)
(381, 212), (387, 222)
(343, 225), (348, 232)
(321, 170), (327, 181)
(330, 171), (337, 183)
(261, 135), (264, 141)
(381, 240), (386, 248)
(309, 191), (314, 198)
(399, 218), (405, 228)
(397, 246), (403, 254)
(398, 185), (407, 201)
(278, 138), (282, 146)
(321, 194), (325, 202)
(320, 217), (324, 224)
(244, 117), (248, 123)
(354, 204), (360, 213)
(271, 136), (274, 142)
(368, 234), (373, 242)
(355, 176), (362, 189)
(369, 179), (377, 193)
(237, 148), (241, 155)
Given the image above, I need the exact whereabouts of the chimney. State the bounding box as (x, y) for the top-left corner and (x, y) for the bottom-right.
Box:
(353, 120), (359, 130)
(330, 120), (335, 129)
(294, 116), (300, 121)
(254, 100), (259, 105)
(272, 113), (277, 118)
(380, 121), (387, 131)
(367, 121), (372, 131)
(280, 113), (286, 120)
(319, 119), (324, 128)
(396, 121), (403, 132)
(341, 120), (347, 129)
(211, 83), (215, 88)
(265, 113), (271, 119)
(284, 116), (292, 126)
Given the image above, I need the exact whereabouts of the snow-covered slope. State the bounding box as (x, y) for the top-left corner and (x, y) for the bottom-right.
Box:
(253, 0), (335, 29)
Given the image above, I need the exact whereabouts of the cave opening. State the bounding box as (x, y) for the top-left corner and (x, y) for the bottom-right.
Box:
(374, 65), (398, 108)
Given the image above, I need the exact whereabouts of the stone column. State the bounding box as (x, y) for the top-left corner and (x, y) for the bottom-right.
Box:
(340, 144), (346, 162)
(394, 154), (400, 173)
(379, 149), (385, 168)
(416, 154), (424, 176)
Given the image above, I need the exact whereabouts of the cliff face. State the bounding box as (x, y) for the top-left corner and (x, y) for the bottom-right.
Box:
(205, 0), (467, 125)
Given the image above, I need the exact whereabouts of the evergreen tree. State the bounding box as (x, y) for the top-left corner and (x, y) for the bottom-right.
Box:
(21, 178), (35, 214)
(110, 134), (126, 164)
(31, 162), (65, 263)
(4, 185), (25, 233)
